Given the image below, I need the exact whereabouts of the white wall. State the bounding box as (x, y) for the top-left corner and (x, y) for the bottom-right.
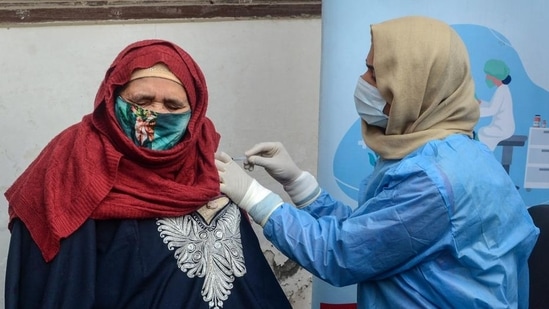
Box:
(0, 18), (321, 308)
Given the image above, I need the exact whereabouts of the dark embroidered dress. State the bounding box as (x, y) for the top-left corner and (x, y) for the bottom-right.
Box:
(6, 203), (291, 309)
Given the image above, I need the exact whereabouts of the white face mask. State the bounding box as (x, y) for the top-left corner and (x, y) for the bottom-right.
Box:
(354, 77), (389, 128)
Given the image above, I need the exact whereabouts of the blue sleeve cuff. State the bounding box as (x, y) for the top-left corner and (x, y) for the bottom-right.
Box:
(248, 192), (284, 226)
(283, 171), (321, 208)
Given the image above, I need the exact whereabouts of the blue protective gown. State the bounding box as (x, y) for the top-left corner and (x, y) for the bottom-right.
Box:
(262, 134), (539, 308)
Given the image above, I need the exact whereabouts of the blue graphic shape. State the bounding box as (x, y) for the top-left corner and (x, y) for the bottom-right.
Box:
(333, 24), (549, 206)
(455, 24), (549, 138)
(333, 119), (374, 201)
(456, 24), (549, 207)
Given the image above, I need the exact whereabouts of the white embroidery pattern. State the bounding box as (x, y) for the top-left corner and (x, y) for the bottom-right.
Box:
(156, 203), (246, 309)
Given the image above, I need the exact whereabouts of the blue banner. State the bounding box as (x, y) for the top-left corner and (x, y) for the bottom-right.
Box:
(316, 0), (549, 307)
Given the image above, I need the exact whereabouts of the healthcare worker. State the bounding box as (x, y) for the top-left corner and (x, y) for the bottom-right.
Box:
(478, 59), (515, 150)
(216, 16), (539, 308)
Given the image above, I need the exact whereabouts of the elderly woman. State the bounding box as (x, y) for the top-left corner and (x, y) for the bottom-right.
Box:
(216, 16), (539, 308)
(5, 39), (291, 309)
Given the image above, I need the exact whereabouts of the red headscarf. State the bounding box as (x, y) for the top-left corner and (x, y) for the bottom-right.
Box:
(5, 40), (221, 262)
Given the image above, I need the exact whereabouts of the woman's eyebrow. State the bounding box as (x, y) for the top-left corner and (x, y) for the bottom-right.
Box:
(129, 93), (183, 103)
(125, 92), (154, 101)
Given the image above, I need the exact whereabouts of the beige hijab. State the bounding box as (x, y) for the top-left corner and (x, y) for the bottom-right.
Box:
(363, 16), (480, 160)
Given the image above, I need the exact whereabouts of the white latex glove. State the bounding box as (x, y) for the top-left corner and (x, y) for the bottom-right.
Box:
(215, 151), (283, 224)
(215, 151), (254, 206)
(245, 142), (303, 185)
(245, 142), (321, 208)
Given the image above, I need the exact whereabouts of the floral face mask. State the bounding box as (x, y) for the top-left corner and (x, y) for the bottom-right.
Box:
(115, 96), (191, 150)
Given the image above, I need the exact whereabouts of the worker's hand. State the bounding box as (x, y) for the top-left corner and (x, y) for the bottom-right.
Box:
(215, 151), (284, 225)
(245, 142), (321, 208)
(245, 142), (302, 186)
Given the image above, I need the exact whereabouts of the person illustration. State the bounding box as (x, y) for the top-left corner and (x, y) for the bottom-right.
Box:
(477, 59), (515, 151)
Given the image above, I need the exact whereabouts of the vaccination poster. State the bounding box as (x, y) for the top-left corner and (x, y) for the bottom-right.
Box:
(316, 0), (549, 307)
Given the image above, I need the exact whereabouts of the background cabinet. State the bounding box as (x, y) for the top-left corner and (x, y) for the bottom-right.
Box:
(524, 127), (549, 189)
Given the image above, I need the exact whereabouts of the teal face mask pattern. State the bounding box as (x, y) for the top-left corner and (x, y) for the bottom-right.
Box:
(115, 96), (191, 150)
(485, 78), (496, 88)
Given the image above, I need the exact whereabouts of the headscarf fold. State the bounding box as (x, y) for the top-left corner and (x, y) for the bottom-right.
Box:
(362, 16), (480, 159)
(5, 39), (221, 262)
